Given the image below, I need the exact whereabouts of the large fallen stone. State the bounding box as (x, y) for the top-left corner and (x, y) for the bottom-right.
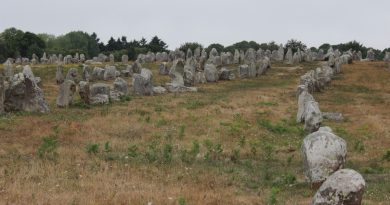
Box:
(312, 169), (365, 205)
(302, 130), (347, 187)
(165, 83), (197, 93)
(323, 112), (344, 122)
(4, 73), (50, 113)
(132, 68), (154, 96)
(56, 80), (76, 107)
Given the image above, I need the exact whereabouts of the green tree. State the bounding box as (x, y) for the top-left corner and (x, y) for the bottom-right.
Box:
(148, 36), (168, 52)
(179, 42), (203, 53)
(206, 43), (224, 54)
(285, 39), (307, 53)
(20, 32), (46, 57)
(0, 27), (24, 57)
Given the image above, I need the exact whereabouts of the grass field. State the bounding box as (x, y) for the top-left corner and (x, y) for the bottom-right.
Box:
(0, 61), (389, 205)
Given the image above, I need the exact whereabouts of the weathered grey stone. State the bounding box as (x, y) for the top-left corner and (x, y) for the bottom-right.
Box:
(194, 47), (201, 60)
(194, 72), (206, 84)
(132, 61), (142, 74)
(122, 55), (128, 64)
(234, 49), (240, 64)
(23, 65), (35, 80)
(302, 130), (347, 187)
(258, 57), (271, 75)
(3, 59), (13, 81)
(304, 100), (322, 133)
(204, 64), (219, 82)
(244, 48), (256, 64)
(109, 54), (115, 63)
(318, 126), (333, 133)
(366, 49), (375, 61)
(277, 44), (284, 61)
(293, 52), (301, 64)
(248, 62), (257, 78)
(153, 86), (167, 94)
(56, 63), (64, 84)
(4, 73), (50, 113)
(165, 83), (197, 93)
(82, 65), (90, 81)
(322, 112), (344, 122)
(79, 81), (90, 104)
(0, 74), (4, 114)
(219, 68), (232, 80)
(92, 67), (105, 81)
(285, 48), (293, 64)
(56, 80), (76, 107)
(113, 77), (128, 96)
(312, 169), (365, 205)
(80, 54), (85, 63)
(90, 83), (110, 105)
(132, 68), (153, 96)
(238, 64), (249, 78)
(159, 62), (170, 75)
(66, 68), (78, 82)
(186, 48), (193, 60)
(297, 86), (315, 123)
(103, 66), (118, 80)
(317, 49), (325, 61)
(209, 48), (219, 59)
(169, 59), (185, 85)
(184, 69), (195, 86)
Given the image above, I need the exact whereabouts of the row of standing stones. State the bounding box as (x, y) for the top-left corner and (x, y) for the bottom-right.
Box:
(297, 49), (366, 204)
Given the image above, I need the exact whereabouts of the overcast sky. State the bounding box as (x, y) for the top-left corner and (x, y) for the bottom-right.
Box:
(1, 0), (389, 50)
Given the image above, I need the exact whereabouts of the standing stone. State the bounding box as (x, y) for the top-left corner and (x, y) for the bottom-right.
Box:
(0, 74), (4, 114)
(248, 62), (257, 78)
(244, 48), (256, 64)
(80, 54), (86, 63)
(82, 65), (90, 81)
(132, 61), (142, 74)
(194, 47), (201, 60)
(56, 63), (64, 85)
(204, 64), (219, 82)
(90, 83), (110, 104)
(302, 130), (347, 187)
(256, 49), (264, 61)
(304, 100), (322, 133)
(169, 59), (185, 85)
(312, 169), (365, 205)
(357, 51), (362, 61)
(3, 60), (13, 81)
(132, 68), (154, 96)
(234, 49), (240, 64)
(194, 72), (206, 84)
(366, 49), (375, 61)
(66, 68), (78, 82)
(79, 81), (90, 104)
(219, 68), (234, 81)
(56, 80), (76, 107)
(277, 44), (284, 61)
(159, 62), (170, 75)
(209, 48), (219, 60)
(238, 64), (249, 78)
(109, 54), (115, 63)
(293, 52), (301, 64)
(92, 67), (105, 81)
(285, 48), (293, 64)
(122, 55), (129, 64)
(103, 65), (118, 80)
(4, 73), (50, 113)
(258, 57), (271, 75)
(317, 49), (325, 61)
(186, 48), (193, 60)
(113, 77), (129, 96)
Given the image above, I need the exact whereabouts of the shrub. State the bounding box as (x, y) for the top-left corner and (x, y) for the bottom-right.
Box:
(128, 144), (139, 158)
(162, 144), (173, 164)
(383, 150), (390, 161)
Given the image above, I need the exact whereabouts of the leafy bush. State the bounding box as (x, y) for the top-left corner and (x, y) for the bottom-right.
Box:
(86, 143), (99, 154)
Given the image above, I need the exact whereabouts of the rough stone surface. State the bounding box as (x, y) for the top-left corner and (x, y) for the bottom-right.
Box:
(153, 86), (167, 94)
(132, 68), (153, 96)
(4, 73), (50, 113)
(302, 130), (347, 187)
(258, 57), (271, 75)
(78, 81), (90, 104)
(103, 66), (118, 80)
(159, 62), (170, 75)
(169, 59), (185, 85)
(165, 83), (197, 93)
(92, 67), (105, 81)
(312, 169), (365, 205)
(0, 74), (4, 114)
(323, 112), (344, 122)
(3, 60), (13, 81)
(66, 68), (78, 82)
(56, 80), (76, 107)
(56, 63), (64, 84)
(304, 100), (322, 133)
(238, 64), (249, 78)
(204, 64), (219, 82)
(90, 83), (110, 105)
(113, 77), (128, 96)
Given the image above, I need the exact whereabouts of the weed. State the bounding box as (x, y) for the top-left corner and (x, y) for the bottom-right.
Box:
(120, 95), (132, 102)
(354, 140), (365, 153)
(383, 150), (390, 161)
(162, 144), (173, 164)
(185, 100), (206, 109)
(239, 135), (246, 147)
(104, 141), (112, 153)
(231, 148), (240, 163)
(178, 125), (186, 139)
(257, 119), (288, 135)
(86, 143), (99, 154)
(267, 187), (280, 205)
(128, 144), (138, 158)
(178, 196), (187, 205)
(145, 141), (159, 163)
(145, 116), (151, 123)
(156, 118), (168, 128)
(37, 136), (58, 159)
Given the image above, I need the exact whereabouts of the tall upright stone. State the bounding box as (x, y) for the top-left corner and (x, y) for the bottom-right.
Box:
(109, 54), (115, 63)
(3, 59), (13, 81)
(0, 73), (4, 114)
(122, 55), (129, 64)
(277, 44), (284, 61)
(285, 48), (293, 64)
(56, 80), (76, 107)
(56, 63), (64, 85)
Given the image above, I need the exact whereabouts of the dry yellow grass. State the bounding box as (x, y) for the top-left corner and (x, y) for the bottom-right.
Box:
(0, 61), (389, 204)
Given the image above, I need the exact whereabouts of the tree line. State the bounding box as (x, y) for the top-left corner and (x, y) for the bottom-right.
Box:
(0, 27), (389, 63)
